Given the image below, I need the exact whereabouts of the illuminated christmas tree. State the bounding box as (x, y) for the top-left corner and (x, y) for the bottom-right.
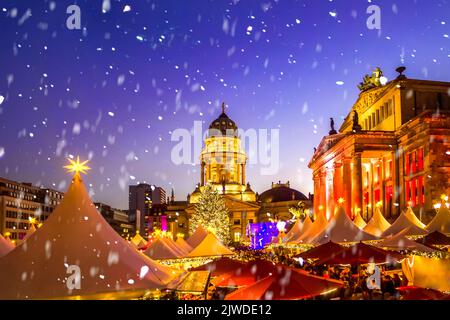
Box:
(189, 184), (231, 244)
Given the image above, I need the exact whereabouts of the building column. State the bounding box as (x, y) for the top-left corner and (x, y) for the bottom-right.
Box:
(352, 152), (363, 217)
(326, 168), (334, 220)
(320, 171), (327, 220)
(201, 162), (205, 186)
(394, 149), (402, 217)
(333, 162), (343, 201)
(313, 173), (320, 216)
(241, 163), (246, 185)
(343, 158), (353, 217)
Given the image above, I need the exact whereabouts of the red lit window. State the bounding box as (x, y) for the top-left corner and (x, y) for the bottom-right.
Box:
(374, 189), (381, 202)
(418, 176), (424, 205)
(405, 181), (410, 203)
(411, 179), (417, 207)
(412, 152), (417, 174)
(417, 148), (424, 171)
(405, 153), (410, 176)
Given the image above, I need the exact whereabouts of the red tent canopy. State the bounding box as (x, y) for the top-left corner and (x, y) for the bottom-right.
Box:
(293, 241), (346, 261)
(397, 286), (449, 300)
(416, 231), (450, 247)
(214, 259), (282, 287)
(189, 258), (245, 277)
(315, 242), (403, 265)
(225, 268), (343, 300)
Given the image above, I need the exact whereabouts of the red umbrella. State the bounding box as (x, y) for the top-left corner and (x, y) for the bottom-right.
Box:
(214, 259), (282, 287)
(397, 286), (449, 300)
(225, 268), (343, 300)
(189, 257), (245, 277)
(315, 242), (403, 265)
(293, 241), (346, 260)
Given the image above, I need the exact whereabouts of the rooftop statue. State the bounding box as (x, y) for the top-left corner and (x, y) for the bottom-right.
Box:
(358, 67), (384, 92)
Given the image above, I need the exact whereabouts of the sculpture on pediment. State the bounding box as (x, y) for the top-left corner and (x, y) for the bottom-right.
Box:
(358, 67), (384, 92)
(352, 110), (362, 133)
(329, 117), (337, 135)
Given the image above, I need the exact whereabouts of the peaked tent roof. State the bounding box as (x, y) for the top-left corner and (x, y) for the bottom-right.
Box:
(288, 216), (313, 244)
(0, 173), (177, 299)
(187, 233), (233, 258)
(310, 206), (378, 244)
(186, 225), (208, 248)
(363, 207), (391, 237)
(283, 219), (303, 243)
(130, 233), (147, 249)
(426, 205), (450, 234)
(215, 259), (281, 287)
(294, 214), (328, 244)
(164, 237), (189, 256)
(225, 268), (343, 300)
(315, 242), (403, 265)
(416, 231), (450, 246)
(144, 237), (186, 260)
(0, 234), (14, 258)
(175, 237), (193, 254)
(377, 228), (439, 253)
(190, 257), (245, 277)
(23, 224), (37, 241)
(382, 208), (427, 237)
(293, 241), (346, 261)
(353, 211), (367, 229)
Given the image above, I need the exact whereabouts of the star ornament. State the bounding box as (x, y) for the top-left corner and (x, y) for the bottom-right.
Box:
(64, 156), (91, 175)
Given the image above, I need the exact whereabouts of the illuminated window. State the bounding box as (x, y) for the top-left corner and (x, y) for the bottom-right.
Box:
(234, 232), (241, 242)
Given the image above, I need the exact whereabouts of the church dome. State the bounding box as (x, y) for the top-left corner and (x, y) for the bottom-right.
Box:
(208, 103), (238, 136)
(259, 182), (308, 203)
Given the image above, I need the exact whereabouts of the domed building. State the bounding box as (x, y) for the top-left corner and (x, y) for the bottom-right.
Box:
(258, 181), (313, 222)
(185, 103), (260, 243)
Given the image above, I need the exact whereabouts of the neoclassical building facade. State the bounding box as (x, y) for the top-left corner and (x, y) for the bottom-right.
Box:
(309, 68), (450, 223)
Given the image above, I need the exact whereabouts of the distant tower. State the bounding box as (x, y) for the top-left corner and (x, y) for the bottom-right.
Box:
(189, 102), (256, 203)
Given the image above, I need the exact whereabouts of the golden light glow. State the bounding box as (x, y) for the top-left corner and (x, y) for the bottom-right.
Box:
(4, 232), (11, 237)
(434, 203), (442, 210)
(28, 217), (37, 224)
(376, 201), (383, 208)
(441, 194), (449, 202)
(318, 205), (324, 211)
(337, 197), (345, 205)
(407, 201), (413, 207)
(64, 156), (91, 175)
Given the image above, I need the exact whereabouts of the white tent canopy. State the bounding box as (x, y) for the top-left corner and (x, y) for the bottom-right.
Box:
(186, 225), (208, 248)
(187, 233), (233, 258)
(294, 213), (327, 244)
(353, 211), (367, 229)
(175, 237), (193, 254)
(23, 224), (37, 241)
(130, 232), (147, 249)
(382, 207), (427, 238)
(426, 205), (450, 234)
(283, 219), (303, 243)
(377, 227), (438, 253)
(363, 207), (391, 237)
(0, 234), (14, 258)
(0, 173), (177, 299)
(310, 206), (378, 244)
(144, 237), (185, 260)
(164, 237), (189, 255)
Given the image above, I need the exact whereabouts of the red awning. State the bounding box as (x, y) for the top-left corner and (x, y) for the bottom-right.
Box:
(293, 241), (346, 260)
(315, 242), (403, 265)
(225, 268), (343, 300)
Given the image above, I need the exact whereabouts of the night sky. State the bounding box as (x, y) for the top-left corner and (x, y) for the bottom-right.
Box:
(0, 0), (449, 209)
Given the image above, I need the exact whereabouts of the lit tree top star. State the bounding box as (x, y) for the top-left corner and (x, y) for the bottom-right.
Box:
(64, 156), (91, 175)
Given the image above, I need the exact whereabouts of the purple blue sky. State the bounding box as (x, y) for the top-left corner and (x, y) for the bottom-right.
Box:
(0, 0), (449, 209)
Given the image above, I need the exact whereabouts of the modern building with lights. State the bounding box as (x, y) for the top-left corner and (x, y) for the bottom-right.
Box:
(309, 67), (450, 223)
(0, 177), (63, 244)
